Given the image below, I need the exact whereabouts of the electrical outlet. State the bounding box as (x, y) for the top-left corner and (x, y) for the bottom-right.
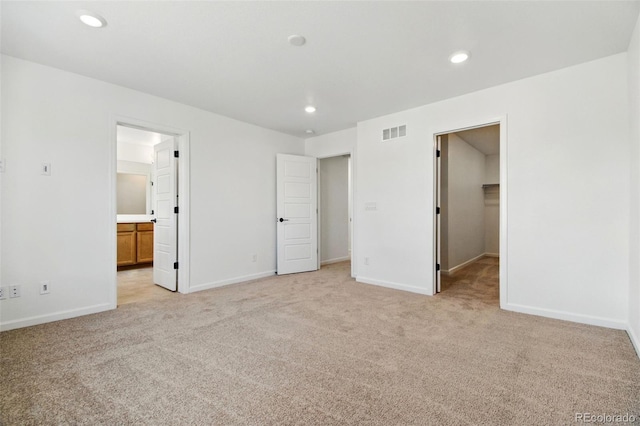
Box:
(364, 257), (370, 266)
(0, 287), (6, 300)
(252, 254), (257, 263)
(9, 285), (21, 298)
(40, 281), (50, 295)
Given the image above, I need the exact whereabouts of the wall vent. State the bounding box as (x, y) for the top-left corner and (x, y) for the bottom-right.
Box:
(382, 125), (407, 141)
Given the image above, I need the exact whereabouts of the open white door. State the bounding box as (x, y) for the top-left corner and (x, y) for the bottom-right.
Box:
(153, 138), (177, 291)
(435, 136), (442, 293)
(276, 154), (318, 275)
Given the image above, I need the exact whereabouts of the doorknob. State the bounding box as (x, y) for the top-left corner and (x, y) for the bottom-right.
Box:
(279, 218), (289, 222)
(150, 218), (157, 223)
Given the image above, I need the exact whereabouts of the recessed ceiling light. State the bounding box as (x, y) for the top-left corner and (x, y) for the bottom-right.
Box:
(449, 51), (470, 64)
(304, 106), (316, 113)
(305, 129), (315, 135)
(76, 10), (107, 28)
(288, 35), (306, 47)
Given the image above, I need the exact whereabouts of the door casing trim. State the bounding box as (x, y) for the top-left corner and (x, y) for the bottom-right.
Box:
(109, 115), (191, 309)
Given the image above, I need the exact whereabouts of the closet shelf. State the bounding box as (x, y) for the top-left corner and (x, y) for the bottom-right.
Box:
(482, 183), (500, 189)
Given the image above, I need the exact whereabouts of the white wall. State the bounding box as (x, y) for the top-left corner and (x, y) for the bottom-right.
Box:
(305, 128), (355, 158)
(319, 156), (350, 264)
(117, 141), (154, 164)
(356, 53), (630, 327)
(0, 55), (304, 330)
(628, 14), (640, 354)
(485, 154), (500, 184)
(485, 153), (500, 255)
(484, 186), (500, 256)
(443, 134), (486, 271)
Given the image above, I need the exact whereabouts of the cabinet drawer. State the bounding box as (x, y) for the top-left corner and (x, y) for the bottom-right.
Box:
(137, 223), (154, 231)
(117, 223), (135, 232)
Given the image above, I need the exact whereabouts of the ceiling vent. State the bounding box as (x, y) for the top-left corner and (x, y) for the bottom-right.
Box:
(382, 125), (407, 141)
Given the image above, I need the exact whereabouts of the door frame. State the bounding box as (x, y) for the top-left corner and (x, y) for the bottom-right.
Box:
(109, 115), (191, 308)
(316, 151), (358, 278)
(316, 151), (356, 272)
(432, 116), (507, 308)
(435, 135), (442, 293)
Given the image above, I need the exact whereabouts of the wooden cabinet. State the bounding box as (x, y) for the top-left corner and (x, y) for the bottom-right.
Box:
(117, 222), (154, 267)
(136, 223), (154, 263)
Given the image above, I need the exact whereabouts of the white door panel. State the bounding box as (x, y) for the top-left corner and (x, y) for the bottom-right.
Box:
(285, 182), (310, 197)
(285, 203), (312, 218)
(277, 154), (318, 275)
(285, 223), (311, 239)
(153, 138), (177, 291)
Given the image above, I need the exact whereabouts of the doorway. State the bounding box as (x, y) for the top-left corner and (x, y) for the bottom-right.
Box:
(434, 121), (505, 304)
(111, 118), (190, 308)
(318, 154), (352, 268)
(276, 152), (355, 277)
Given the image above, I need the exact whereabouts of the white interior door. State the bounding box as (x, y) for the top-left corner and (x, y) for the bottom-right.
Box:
(436, 136), (442, 293)
(277, 153), (318, 275)
(153, 138), (177, 291)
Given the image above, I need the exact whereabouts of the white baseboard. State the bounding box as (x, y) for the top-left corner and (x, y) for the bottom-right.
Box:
(0, 303), (113, 332)
(442, 253), (486, 275)
(627, 324), (640, 359)
(189, 270), (276, 294)
(321, 256), (351, 266)
(503, 302), (627, 330)
(356, 276), (432, 295)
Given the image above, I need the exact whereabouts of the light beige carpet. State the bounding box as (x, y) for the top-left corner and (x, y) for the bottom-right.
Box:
(1, 260), (638, 425)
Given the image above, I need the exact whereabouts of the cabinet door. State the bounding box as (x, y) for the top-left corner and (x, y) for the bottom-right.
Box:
(137, 229), (154, 263)
(117, 231), (136, 266)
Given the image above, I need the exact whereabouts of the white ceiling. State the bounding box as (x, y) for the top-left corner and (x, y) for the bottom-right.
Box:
(455, 125), (500, 155)
(117, 125), (172, 147)
(3, 1), (639, 138)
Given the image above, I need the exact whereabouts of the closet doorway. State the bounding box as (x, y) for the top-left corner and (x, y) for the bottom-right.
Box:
(318, 154), (352, 269)
(434, 123), (503, 304)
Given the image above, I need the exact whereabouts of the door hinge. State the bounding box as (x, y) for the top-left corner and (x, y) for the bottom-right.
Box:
(151, 209), (154, 215)
(436, 207), (440, 214)
(436, 150), (441, 158)
(174, 150), (179, 158)
(151, 181), (154, 186)
(174, 206), (179, 214)
(436, 263), (441, 271)
(174, 262), (179, 270)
